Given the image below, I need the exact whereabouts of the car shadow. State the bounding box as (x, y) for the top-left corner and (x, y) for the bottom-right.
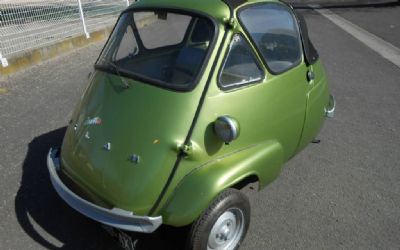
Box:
(14, 127), (187, 250)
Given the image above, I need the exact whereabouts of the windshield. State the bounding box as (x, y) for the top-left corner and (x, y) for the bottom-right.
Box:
(96, 10), (215, 90)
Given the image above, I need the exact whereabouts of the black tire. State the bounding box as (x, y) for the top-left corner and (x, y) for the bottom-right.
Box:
(187, 188), (250, 250)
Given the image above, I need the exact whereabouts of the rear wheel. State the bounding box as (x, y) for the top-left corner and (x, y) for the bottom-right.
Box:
(187, 189), (250, 250)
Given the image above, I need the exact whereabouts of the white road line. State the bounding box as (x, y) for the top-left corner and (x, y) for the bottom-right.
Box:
(314, 8), (400, 68)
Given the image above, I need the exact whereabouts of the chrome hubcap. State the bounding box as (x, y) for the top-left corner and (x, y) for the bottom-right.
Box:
(207, 208), (244, 250)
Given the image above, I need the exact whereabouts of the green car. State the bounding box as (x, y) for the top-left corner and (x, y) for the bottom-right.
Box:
(47, 0), (335, 249)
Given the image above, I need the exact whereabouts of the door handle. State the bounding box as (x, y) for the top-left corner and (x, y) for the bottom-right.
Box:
(307, 70), (315, 82)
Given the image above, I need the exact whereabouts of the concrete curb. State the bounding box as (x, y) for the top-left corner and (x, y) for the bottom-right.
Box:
(0, 27), (113, 78)
(0, 13), (158, 79)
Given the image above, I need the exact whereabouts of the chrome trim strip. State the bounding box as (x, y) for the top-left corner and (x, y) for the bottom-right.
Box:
(325, 94), (336, 118)
(47, 148), (162, 233)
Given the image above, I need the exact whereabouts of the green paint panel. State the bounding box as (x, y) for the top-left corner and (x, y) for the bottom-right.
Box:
(61, 71), (205, 215)
(161, 141), (284, 226)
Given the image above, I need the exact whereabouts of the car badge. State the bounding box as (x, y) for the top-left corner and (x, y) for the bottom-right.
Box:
(84, 117), (102, 126)
(104, 142), (111, 151)
(129, 154), (140, 164)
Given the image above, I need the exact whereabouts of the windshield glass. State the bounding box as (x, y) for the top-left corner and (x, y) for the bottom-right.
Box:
(96, 10), (215, 90)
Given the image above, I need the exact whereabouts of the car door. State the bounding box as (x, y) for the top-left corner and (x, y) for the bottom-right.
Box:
(61, 11), (217, 215)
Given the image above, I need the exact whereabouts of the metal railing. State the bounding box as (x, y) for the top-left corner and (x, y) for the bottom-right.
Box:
(0, 0), (132, 67)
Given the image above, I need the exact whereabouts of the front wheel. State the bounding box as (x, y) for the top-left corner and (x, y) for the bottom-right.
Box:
(187, 189), (250, 250)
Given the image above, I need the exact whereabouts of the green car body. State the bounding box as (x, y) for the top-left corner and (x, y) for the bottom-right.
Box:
(48, 0), (334, 236)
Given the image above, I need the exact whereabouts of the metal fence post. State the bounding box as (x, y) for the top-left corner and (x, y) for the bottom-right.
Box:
(77, 0), (90, 39)
(1, 1), (127, 59)
(0, 53), (9, 68)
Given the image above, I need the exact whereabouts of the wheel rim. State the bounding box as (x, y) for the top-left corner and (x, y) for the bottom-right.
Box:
(207, 208), (245, 250)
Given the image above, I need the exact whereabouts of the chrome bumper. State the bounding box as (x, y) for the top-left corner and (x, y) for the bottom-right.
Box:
(325, 94), (336, 118)
(47, 148), (162, 233)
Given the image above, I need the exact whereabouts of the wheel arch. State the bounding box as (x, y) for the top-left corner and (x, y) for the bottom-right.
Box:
(159, 140), (284, 227)
(231, 174), (259, 190)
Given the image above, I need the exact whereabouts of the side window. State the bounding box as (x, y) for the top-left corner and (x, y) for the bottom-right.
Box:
(115, 25), (138, 61)
(219, 34), (263, 88)
(189, 18), (213, 46)
(239, 4), (302, 74)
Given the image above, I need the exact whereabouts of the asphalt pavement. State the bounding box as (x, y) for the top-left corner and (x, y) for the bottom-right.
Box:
(1, 3), (399, 250)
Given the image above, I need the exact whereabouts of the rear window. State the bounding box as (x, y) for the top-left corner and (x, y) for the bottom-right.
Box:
(96, 10), (215, 90)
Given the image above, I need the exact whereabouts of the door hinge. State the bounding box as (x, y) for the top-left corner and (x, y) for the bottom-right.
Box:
(178, 142), (193, 156)
(223, 17), (237, 29)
